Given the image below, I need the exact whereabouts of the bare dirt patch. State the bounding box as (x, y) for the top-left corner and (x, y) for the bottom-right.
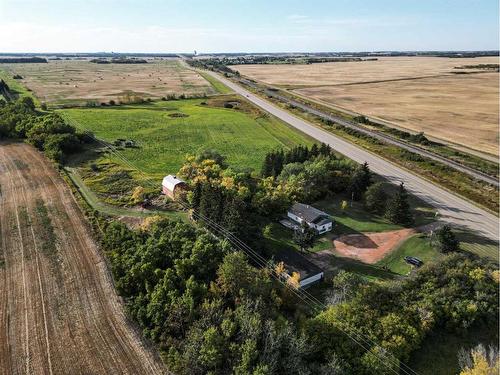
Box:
(333, 228), (415, 264)
(0, 59), (213, 105)
(0, 142), (167, 374)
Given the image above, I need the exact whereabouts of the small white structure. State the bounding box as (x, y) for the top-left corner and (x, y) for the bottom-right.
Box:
(287, 203), (333, 234)
(299, 272), (324, 288)
(162, 175), (187, 199)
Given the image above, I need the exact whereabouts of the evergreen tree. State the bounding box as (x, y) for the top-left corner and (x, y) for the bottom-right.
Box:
(221, 194), (245, 236)
(360, 162), (372, 189)
(191, 181), (202, 209)
(319, 142), (332, 156)
(385, 182), (413, 226)
(436, 224), (459, 253)
(364, 182), (387, 214)
(310, 143), (319, 158)
(273, 150), (285, 177)
(348, 162), (372, 201)
(261, 153), (274, 177)
(199, 183), (224, 223)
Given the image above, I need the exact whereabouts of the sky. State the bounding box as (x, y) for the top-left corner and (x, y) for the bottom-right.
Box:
(0, 0), (498, 53)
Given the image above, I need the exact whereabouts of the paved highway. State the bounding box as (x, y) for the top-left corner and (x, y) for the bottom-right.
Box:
(207, 71), (499, 242)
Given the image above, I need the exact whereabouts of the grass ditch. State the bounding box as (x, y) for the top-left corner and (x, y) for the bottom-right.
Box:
(199, 71), (233, 94)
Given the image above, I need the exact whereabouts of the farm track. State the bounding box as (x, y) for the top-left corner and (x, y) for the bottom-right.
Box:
(0, 142), (167, 374)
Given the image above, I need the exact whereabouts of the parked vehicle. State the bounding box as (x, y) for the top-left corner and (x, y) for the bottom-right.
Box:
(404, 256), (423, 267)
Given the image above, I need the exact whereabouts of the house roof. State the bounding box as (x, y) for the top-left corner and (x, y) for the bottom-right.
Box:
(162, 175), (185, 191)
(272, 247), (323, 280)
(289, 203), (331, 224)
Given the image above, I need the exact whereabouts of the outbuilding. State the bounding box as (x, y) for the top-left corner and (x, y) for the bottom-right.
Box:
(162, 175), (188, 199)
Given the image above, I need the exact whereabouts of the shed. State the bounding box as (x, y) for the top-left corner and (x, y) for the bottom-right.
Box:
(273, 247), (324, 288)
(162, 175), (188, 199)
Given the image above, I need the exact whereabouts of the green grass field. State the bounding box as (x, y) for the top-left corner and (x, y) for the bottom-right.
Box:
(377, 233), (441, 275)
(0, 69), (40, 105)
(59, 98), (313, 177)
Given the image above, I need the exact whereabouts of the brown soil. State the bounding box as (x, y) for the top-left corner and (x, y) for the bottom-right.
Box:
(0, 142), (168, 374)
(333, 228), (415, 264)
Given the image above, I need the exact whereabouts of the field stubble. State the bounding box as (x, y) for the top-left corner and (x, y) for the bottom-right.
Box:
(231, 56), (499, 156)
(0, 142), (167, 374)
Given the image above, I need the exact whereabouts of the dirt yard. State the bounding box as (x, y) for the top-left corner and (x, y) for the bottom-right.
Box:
(231, 56), (499, 155)
(333, 228), (415, 264)
(0, 59), (213, 106)
(0, 142), (167, 374)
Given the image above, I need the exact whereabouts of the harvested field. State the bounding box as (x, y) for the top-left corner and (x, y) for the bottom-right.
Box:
(231, 56), (499, 155)
(0, 59), (213, 106)
(0, 142), (167, 374)
(230, 56), (499, 87)
(296, 73), (499, 155)
(333, 228), (415, 264)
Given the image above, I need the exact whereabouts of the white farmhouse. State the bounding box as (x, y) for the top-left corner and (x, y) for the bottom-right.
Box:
(287, 203), (333, 234)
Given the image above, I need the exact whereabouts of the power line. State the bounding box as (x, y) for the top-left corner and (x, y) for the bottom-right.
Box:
(72, 129), (419, 375)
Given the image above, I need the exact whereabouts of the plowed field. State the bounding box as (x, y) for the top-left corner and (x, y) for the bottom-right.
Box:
(0, 142), (167, 374)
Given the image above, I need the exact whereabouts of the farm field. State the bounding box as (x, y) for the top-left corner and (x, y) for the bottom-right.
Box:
(294, 73), (499, 156)
(230, 56), (499, 86)
(0, 59), (213, 106)
(59, 97), (313, 177)
(231, 56), (499, 156)
(0, 142), (166, 374)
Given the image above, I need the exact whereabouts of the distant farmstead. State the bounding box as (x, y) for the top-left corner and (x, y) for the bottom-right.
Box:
(287, 203), (333, 234)
(162, 175), (188, 199)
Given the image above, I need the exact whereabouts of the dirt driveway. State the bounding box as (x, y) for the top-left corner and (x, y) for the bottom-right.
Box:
(333, 228), (416, 264)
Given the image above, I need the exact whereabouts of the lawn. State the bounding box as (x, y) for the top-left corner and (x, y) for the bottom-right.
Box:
(376, 233), (441, 275)
(317, 197), (402, 234)
(314, 184), (436, 235)
(59, 97), (313, 177)
(408, 323), (498, 375)
(264, 222), (334, 254)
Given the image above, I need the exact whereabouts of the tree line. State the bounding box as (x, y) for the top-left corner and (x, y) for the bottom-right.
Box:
(102, 215), (498, 374)
(0, 97), (92, 162)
